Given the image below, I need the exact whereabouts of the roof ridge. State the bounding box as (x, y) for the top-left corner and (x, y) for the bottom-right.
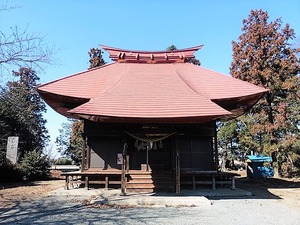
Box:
(172, 63), (210, 99)
(171, 63), (232, 114)
(100, 45), (204, 54)
(92, 63), (131, 98)
(101, 45), (203, 63)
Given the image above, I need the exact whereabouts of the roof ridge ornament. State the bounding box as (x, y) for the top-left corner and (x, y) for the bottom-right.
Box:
(101, 45), (203, 63)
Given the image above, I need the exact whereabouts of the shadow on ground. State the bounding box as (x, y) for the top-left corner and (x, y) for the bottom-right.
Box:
(231, 177), (300, 200)
(148, 177), (300, 201)
(0, 198), (127, 225)
(0, 197), (185, 225)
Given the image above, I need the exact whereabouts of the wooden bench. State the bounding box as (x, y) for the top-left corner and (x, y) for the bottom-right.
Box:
(61, 170), (122, 190)
(180, 170), (240, 190)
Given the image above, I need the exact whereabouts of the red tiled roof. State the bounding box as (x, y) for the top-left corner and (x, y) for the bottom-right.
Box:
(37, 46), (267, 123)
(68, 63), (231, 122)
(38, 63), (127, 99)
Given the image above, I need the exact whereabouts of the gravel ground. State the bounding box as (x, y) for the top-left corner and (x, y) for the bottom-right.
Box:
(0, 195), (300, 225)
(1, 178), (300, 225)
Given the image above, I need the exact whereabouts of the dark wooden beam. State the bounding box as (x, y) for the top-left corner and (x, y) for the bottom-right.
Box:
(81, 134), (86, 172)
(175, 136), (180, 194)
(214, 122), (219, 170)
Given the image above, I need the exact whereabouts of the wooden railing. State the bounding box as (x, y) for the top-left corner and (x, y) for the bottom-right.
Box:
(180, 169), (240, 190)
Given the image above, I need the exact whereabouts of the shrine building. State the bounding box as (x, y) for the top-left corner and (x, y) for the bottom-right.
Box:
(37, 45), (267, 193)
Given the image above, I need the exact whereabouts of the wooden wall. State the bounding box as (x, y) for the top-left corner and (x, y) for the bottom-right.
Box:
(88, 136), (123, 169)
(84, 120), (216, 171)
(178, 137), (213, 170)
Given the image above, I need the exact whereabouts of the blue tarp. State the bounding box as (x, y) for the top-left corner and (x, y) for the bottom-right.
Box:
(246, 155), (274, 178)
(246, 155), (272, 162)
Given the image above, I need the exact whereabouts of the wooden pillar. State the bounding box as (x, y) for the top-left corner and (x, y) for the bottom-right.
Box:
(86, 139), (90, 169)
(85, 176), (89, 190)
(121, 143), (128, 195)
(65, 175), (69, 190)
(231, 177), (236, 190)
(105, 176), (109, 190)
(192, 175), (196, 190)
(212, 175), (216, 190)
(126, 155), (130, 172)
(214, 122), (219, 171)
(175, 137), (180, 194)
(146, 145), (149, 171)
(81, 134), (86, 172)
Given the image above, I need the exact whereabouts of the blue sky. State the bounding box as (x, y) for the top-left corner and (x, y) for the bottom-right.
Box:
(1, 0), (300, 156)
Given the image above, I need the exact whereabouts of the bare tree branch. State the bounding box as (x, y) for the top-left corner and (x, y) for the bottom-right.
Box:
(0, 1), (21, 11)
(0, 26), (56, 74)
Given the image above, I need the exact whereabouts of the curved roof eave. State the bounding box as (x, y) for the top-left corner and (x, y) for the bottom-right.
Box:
(71, 113), (229, 124)
(37, 90), (89, 119)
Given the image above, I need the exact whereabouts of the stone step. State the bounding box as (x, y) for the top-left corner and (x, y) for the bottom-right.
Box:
(126, 184), (174, 191)
(128, 174), (153, 179)
(127, 180), (174, 185)
(126, 171), (174, 193)
(127, 179), (154, 184)
(126, 188), (154, 193)
(126, 183), (155, 188)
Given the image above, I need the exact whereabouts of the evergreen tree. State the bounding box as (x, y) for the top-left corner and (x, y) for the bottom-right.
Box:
(217, 120), (239, 153)
(19, 149), (50, 181)
(0, 67), (49, 161)
(88, 48), (105, 69)
(229, 10), (300, 174)
(56, 119), (83, 165)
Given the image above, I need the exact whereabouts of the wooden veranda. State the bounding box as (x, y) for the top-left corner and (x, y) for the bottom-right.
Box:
(62, 169), (240, 193)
